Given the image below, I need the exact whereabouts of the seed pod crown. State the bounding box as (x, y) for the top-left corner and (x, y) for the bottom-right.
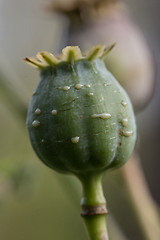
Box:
(25, 44), (116, 68)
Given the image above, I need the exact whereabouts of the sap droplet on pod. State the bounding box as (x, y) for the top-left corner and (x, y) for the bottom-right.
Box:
(114, 90), (121, 93)
(59, 86), (70, 91)
(51, 110), (57, 115)
(104, 83), (111, 86)
(121, 100), (128, 107)
(75, 84), (83, 89)
(122, 118), (128, 127)
(32, 120), (40, 127)
(91, 113), (111, 119)
(88, 93), (94, 96)
(85, 84), (91, 88)
(71, 136), (80, 143)
(35, 108), (41, 115)
(123, 130), (133, 137)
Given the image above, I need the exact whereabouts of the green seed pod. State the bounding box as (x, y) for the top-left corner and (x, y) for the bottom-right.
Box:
(25, 45), (136, 176)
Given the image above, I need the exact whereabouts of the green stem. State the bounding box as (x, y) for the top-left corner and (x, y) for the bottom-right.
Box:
(83, 215), (109, 240)
(79, 173), (109, 240)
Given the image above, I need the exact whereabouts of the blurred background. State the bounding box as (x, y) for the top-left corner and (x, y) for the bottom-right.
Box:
(0, 0), (159, 239)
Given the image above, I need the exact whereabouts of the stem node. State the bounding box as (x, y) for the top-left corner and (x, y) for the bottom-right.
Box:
(81, 204), (108, 217)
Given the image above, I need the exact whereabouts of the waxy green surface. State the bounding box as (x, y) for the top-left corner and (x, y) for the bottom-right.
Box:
(27, 58), (136, 176)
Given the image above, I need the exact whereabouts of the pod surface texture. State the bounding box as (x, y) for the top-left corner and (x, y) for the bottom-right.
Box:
(27, 58), (136, 175)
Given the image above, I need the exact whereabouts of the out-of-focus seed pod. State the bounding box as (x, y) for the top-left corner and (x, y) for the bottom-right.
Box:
(50, 0), (155, 112)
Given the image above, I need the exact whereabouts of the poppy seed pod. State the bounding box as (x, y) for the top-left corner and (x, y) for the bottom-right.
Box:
(25, 45), (136, 176)
(25, 45), (137, 240)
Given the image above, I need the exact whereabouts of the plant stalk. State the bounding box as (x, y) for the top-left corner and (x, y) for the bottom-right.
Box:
(119, 153), (160, 240)
(79, 173), (109, 240)
(83, 215), (109, 240)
